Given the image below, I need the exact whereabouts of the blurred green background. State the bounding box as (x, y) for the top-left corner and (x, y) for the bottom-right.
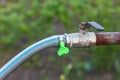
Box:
(0, 0), (120, 80)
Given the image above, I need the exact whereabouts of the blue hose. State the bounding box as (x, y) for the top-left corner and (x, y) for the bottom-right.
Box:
(0, 35), (64, 80)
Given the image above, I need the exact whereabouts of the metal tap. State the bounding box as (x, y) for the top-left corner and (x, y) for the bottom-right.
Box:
(65, 21), (104, 47)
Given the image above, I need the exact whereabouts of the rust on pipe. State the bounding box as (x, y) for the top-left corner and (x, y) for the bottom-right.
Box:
(95, 32), (120, 45)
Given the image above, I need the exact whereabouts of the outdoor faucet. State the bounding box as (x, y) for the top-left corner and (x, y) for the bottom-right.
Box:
(0, 21), (120, 80)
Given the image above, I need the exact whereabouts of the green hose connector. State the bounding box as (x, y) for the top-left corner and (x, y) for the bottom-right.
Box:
(58, 41), (69, 56)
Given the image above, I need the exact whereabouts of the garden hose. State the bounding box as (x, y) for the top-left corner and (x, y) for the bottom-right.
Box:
(0, 35), (65, 80)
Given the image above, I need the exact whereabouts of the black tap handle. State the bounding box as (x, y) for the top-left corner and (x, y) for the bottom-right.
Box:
(86, 22), (104, 31)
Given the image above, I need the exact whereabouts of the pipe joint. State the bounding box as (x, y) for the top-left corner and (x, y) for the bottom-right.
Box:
(65, 32), (96, 48)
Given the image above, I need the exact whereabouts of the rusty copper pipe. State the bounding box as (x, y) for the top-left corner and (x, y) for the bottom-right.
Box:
(95, 32), (120, 45)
